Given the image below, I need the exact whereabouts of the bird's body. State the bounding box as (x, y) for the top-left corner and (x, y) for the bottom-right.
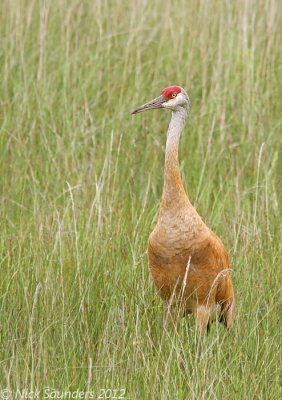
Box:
(132, 85), (235, 332)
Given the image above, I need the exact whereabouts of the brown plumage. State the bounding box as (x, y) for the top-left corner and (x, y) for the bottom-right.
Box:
(132, 85), (235, 333)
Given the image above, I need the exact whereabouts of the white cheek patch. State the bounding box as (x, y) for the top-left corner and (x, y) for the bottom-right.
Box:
(177, 93), (186, 103)
(163, 99), (177, 108)
(163, 92), (185, 109)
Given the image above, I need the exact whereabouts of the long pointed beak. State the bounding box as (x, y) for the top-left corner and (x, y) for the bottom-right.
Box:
(131, 95), (166, 114)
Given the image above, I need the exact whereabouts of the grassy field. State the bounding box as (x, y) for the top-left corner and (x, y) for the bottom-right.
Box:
(0, 0), (281, 398)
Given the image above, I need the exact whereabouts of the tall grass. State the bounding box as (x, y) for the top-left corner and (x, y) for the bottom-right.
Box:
(0, 0), (281, 398)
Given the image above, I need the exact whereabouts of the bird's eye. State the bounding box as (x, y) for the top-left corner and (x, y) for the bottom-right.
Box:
(171, 93), (177, 98)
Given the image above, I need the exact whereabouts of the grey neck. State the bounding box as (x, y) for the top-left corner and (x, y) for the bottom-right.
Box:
(166, 107), (188, 149)
(164, 107), (188, 181)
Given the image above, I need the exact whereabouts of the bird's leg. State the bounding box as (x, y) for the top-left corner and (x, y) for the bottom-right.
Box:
(220, 300), (235, 329)
(206, 320), (211, 334)
(194, 305), (211, 335)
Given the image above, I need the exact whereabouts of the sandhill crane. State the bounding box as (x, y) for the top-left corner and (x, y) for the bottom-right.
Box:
(132, 85), (235, 333)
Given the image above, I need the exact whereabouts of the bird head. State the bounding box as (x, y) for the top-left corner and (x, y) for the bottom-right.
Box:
(132, 85), (190, 115)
